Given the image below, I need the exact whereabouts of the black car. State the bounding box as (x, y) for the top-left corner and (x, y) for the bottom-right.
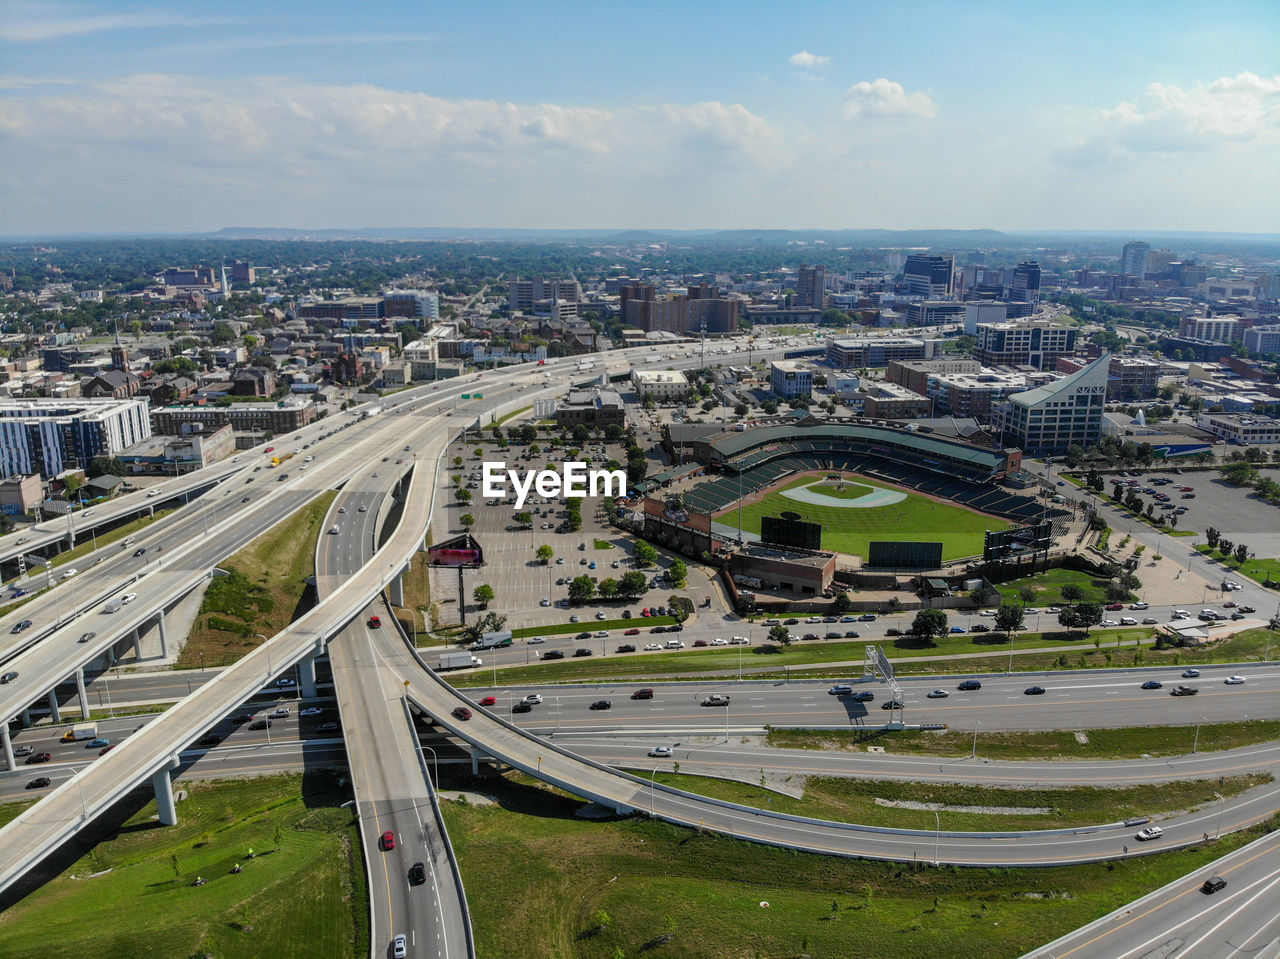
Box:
(588, 699), (612, 710)
(8, 621), (31, 635)
(248, 719), (272, 730)
(26, 777), (51, 790)
(668, 623), (683, 632)
(880, 700), (905, 710)
(26, 752), (52, 764)
(576, 631), (592, 639)
(1140, 680), (1164, 690)
(199, 734), (221, 746)
(1171, 685), (1199, 696)
(1201, 875), (1226, 894)
(843, 630), (860, 638)
(317, 722), (339, 732)
(133, 547), (147, 556)
(409, 862), (426, 886)
(1024, 686), (1047, 695)
(970, 624), (991, 632)
(650, 625), (666, 633)
(784, 618), (799, 625)
(885, 628), (903, 636)
(511, 701), (533, 714)
(1, 670), (19, 683)
(231, 713), (253, 724)
(573, 648), (593, 657)
(616, 644), (637, 653)
(542, 650), (564, 660)
(825, 631), (843, 639)
(958, 680), (982, 691)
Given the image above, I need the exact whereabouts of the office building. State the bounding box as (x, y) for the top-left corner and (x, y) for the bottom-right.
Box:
(963, 302), (1008, 335)
(796, 265), (826, 309)
(555, 390), (625, 429)
(631, 369), (691, 401)
(974, 322), (1078, 370)
(508, 279), (582, 313)
(1179, 316), (1240, 343)
(150, 399), (316, 437)
(231, 262), (256, 284)
(992, 355), (1109, 454)
(383, 290), (440, 320)
(1195, 413), (1280, 445)
(1243, 325), (1280, 355)
(0, 398), (153, 478)
(903, 254), (955, 297)
(826, 337), (931, 368)
(1120, 241), (1150, 277)
(903, 301), (966, 326)
(1142, 249), (1177, 277)
(770, 361), (813, 399)
(1010, 261), (1041, 303)
(620, 283), (738, 334)
(296, 297), (385, 321)
(862, 381), (930, 419)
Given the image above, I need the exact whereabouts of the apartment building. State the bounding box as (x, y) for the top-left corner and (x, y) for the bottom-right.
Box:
(974, 322), (1077, 370)
(826, 337), (931, 368)
(0, 397), (153, 478)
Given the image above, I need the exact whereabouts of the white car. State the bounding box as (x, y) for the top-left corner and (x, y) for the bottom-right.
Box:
(540, 598), (551, 607)
(1120, 616), (1137, 625)
(522, 694), (543, 705)
(1172, 610), (1190, 619)
(121, 592), (137, 604)
(1129, 602), (1149, 610)
(711, 638), (728, 646)
(1135, 826), (1163, 841)
(527, 636), (546, 644)
(729, 637), (750, 645)
(300, 706), (323, 716)
(643, 643), (663, 651)
(358, 505), (368, 512)
(275, 678), (296, 687)
(979, 609), (996, 616)
(1224, 675), (1246, 685)
(1102, 619), (1119, 627)
(648, 746), (673, 758)
(61, 568), (78, 579)
(147, 489), (162, 497)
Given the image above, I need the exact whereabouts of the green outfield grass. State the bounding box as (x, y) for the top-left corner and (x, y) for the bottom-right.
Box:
(721, 473), (1012, 560)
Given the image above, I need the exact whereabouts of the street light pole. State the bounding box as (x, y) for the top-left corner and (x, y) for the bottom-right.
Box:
(1214, 791), (1224, 839)
(933, 811), (941, 867)
(971, 721), (980, 759)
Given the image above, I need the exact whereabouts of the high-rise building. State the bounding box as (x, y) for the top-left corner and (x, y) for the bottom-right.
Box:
(1142, 249), (1177, 277)
(903, 254), (955, 297)
(508, 279), (581, 313)
(0, 398), (153, 478)
(231, 261), (256, 284)
(992, 355), (1110, 454)
(619, 283), (737, 334)
(1178, 316), (1239, 343)
(974, 322), (1078, 370)
(1120, 241), (1150, 277)
(796, 265), (826, 309)
(1243, 325), (1280, 355)
(1010, 261), (1041, 303)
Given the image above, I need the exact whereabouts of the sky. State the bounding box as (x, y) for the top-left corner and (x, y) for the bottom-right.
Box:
(1, 0), (1278, 236)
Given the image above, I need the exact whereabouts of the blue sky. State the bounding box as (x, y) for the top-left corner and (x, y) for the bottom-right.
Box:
(1, 0), (1278, 234)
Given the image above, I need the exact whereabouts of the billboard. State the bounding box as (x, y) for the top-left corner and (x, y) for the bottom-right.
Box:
(427, 533), (485, 567)
(643, 497), (711, 534)
(984, 522), (1053, 562)
(761, 515), (822, 551)
(867, 541), (943, 569)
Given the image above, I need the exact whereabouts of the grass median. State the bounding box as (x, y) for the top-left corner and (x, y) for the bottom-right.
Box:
(442, 769), (1280, 959)
(766, 719), (1280, 761)
(634, 771), (1271, 833)
(0, 772), (366, 959)
(176, 492), (336, 668)
(510, 615), (676, 640)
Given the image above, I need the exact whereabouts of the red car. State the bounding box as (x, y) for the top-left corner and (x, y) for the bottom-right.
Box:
(381, 830), (395, 851)
(264, 446), (274, 453)
(1223, 601), (1238, 608)
(479, 696), (496, 706)
(624, 628), (640, 635)
(693, 640), (708, 647)
(368, 615), (381, 628)
(452, 706), (472, 721)
(1106, 603), (1124, 611)
(641, 608), (651, 617)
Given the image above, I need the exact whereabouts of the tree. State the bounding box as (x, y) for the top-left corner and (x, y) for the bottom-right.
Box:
(768, 624), (792, 647)
(1221, 461), (1258, 487)
(1018, 587), (1037, 604)
(1105, 582), (1130, 603)
(1205, 526), (1221, 550)
(1118, 571), (1142, 592)
(619, 570), (648, 596)
(668, 560), (687, 586)
(1057, 607), (1080, 631)
(634, 541), (659, 567)
(461, 611), (507, 644)
(568, 575), (597, 603)
(514, 511), (533, 527)
(87, 456), (124, 479)
(454, 488), (472, 504)
(472, 584), (495, 609)
(453, 456), (464, 468)
(535, 544), (553, 564)
(460, 513), (475, 529)
(734, 402), (748, 417)
(910, 609), (949, 646)
(1060, 583), (1085, 604)
(598, 578), (620, 599)
(832, 591), (852, 614)
(1234, 542), (1250, 565)
(1075, 602), (1104, 635)
(761, 400), (779, 415)
(572, 424), (590, 444)
(994, 603), (1025, 635)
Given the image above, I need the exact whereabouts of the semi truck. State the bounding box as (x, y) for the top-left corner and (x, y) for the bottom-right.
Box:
(62, 722), (98, 742)
(438, 651), (482, 671)
(470, 631), (513, 651)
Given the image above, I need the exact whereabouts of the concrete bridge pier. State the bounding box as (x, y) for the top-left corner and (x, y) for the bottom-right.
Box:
(1, 722), (14, 771)
(152, 756), (181, 825)
(298, 642), (324, 699)
(155, 611), (169, 659)
(47, 690), (61, 724)
(74, 667), (91, 720)
(388, 567), (406, 608)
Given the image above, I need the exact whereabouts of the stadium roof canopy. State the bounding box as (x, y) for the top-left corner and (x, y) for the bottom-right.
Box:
(707, 421), (1006, 470)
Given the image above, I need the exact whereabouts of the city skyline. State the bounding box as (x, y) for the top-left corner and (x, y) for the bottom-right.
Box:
(1, 0), (1278, 235)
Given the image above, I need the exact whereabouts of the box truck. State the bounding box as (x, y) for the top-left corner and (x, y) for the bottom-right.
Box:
(438, 651), (482, 670)
(62, 722), (98, 742)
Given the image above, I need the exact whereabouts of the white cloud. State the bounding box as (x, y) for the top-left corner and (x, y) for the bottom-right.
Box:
(787, 51), (829, 71)
(0, 75), (788, 231)
(840, 78), (936, 120)
(0, 5), (231, 43)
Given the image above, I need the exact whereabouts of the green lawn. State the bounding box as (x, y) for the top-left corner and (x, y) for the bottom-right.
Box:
(767, 719), (1280, 760)
(995, 567), (1127, 605)
(1195, 546), (1280, 585)
(442, 769), (1280, 959)
(640, 772), (1270, 833)
(722, 473), (1011, 560)
(0, 773), (366, 959)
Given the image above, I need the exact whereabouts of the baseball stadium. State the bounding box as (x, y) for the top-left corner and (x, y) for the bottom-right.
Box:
(654, 419), (1069, 567)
